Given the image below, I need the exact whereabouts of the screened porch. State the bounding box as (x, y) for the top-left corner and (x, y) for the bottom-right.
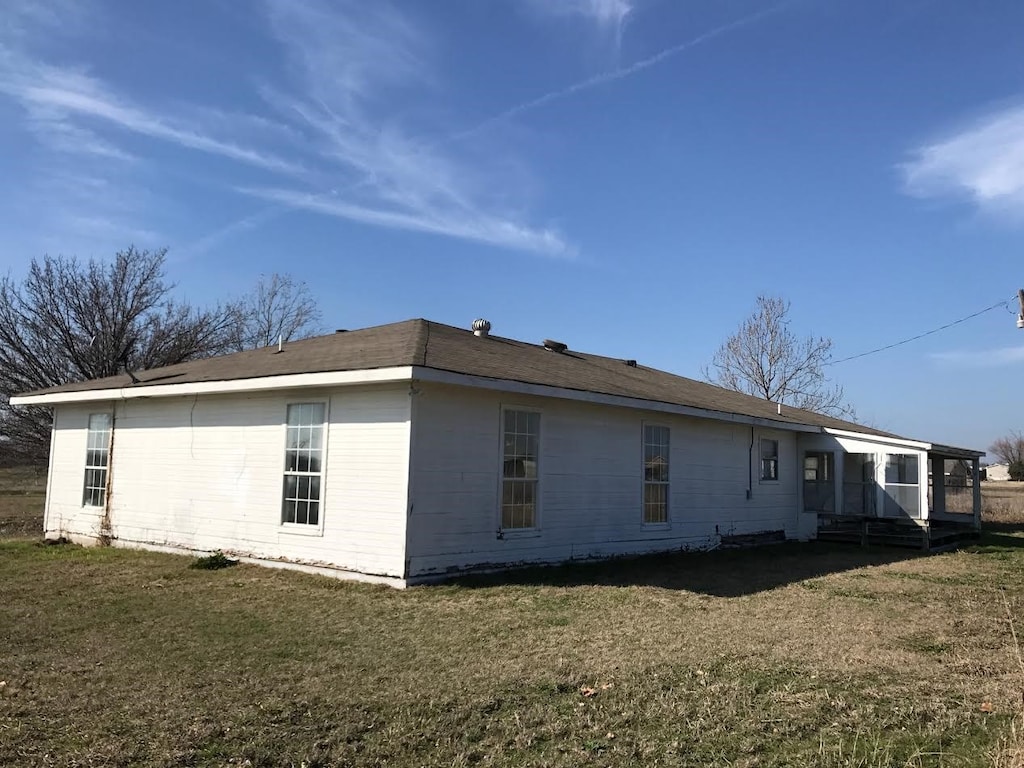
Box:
(799, 434), (982, 550)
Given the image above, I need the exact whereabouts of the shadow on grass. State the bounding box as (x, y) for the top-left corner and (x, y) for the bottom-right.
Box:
(450, 541), (928, 597)
(971, 531), (1024, 551)
(981, 521), (1024, 535)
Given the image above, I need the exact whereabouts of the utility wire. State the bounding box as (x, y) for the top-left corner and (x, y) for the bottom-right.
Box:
(827, 295), (1017, 366)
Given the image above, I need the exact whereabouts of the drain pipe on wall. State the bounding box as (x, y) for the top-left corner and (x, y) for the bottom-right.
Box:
(747, 426), (754, 500)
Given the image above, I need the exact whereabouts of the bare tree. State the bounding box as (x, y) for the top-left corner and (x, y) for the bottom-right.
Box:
(990, 431), (1024, 475)
(226, 273), (322, 351)
(0, 247), (237, 466)
(703, 295), (854, 419)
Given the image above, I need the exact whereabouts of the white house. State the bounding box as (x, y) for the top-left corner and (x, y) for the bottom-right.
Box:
(986, 463), (1011, 482)
(11, 319), (984, 587)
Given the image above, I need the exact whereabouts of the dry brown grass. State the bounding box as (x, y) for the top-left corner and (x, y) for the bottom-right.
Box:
(3, 471), (1024, 765)
(4, 535), (1024, 764)
(0, 465), (45, 537)
(983, 482), (1024, 529)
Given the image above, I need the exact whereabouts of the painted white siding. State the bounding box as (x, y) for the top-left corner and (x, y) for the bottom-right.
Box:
(406, 384), (800, 579)
(45, 385), (411, 578)
(45, 404), (107, 541)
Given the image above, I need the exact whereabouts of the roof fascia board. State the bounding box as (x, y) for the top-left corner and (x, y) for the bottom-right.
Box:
(822, 427), (931, 450)
(412, 366), (821, 433)
(9, 366), (416, 406)
(927, 446), (986, 460)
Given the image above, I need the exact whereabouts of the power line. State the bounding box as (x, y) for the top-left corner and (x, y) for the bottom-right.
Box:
(827, 295), (1017, 366)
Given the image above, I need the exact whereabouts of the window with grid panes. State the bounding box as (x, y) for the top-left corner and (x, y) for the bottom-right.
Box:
(760, 438), (779, 481)
(82, 413), (111, 507)
(643, 424), (670, 524)
(501, 409), (539, 529)
(282, 403), (325, 526)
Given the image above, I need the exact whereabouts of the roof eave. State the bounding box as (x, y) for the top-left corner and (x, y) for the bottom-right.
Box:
(8, 366), (417, 406)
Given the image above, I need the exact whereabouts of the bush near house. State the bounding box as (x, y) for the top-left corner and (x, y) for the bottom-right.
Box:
(1010, 460), (1024, 482)
(3, 470), (1024, 766)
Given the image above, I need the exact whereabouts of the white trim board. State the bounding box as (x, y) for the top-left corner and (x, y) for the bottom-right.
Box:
(9, 366), (416, 406)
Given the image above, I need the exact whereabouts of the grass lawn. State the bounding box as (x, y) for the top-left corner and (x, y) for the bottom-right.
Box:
(3, 474), (1024, 766)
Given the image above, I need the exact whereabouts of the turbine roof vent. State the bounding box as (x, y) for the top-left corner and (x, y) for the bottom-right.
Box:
(472, 318), (492, 337)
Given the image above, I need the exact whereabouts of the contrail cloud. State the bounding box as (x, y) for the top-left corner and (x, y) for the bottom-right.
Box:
(456, 2), (792, 141)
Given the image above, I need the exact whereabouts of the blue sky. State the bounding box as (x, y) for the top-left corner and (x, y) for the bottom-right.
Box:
(1, 0), (1022, 452)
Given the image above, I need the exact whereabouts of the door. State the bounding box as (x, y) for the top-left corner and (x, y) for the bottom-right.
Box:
(803, 452), (835, 513)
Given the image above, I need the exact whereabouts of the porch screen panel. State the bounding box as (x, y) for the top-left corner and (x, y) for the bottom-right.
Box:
(803, 452), (835, 512)
(883, 454), (920, 518)
(843, 454), (875, 515)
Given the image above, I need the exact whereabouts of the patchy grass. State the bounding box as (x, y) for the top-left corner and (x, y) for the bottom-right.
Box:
(0, 465), (45, 537)
(2, 538), (1024, 765)
(3, 471), (1024, 765)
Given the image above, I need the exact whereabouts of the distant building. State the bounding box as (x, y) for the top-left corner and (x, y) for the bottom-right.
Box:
(986, 463), (1011, 481)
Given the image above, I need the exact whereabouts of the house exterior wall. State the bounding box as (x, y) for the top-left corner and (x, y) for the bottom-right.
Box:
(45, 385), (412, 579)
(405, 383), (800, 579)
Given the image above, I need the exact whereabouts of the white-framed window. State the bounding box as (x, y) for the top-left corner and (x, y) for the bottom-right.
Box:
(760, 438), (779, 482)
(82, 412), (112, 507)
(643, 424), (670, 524)
(282, 403), (326, 526)
(501, 408), (540, 530)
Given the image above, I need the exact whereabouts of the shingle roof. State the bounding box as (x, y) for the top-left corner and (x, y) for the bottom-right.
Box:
(11, 318), (928, 443)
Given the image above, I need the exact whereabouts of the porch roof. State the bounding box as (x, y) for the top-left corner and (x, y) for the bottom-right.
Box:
(927, 443), (985, 460)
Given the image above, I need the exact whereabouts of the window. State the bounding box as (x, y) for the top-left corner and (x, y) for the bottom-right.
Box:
(802, 452), (834, 512)
(501, 409), (539, 529)
(643, 425), (670, 524)
(82, 413), (111, 507)
(282, 403), (326, 526)
(884, 454), (920, 518)
(760, 439), (779, 481)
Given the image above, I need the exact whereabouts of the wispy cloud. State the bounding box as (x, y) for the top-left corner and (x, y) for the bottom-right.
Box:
(0, 0), (573, 258)
(171, 207), (284, 263)
(0, 62), (306, 175)
(931, 345), (1024, 367)
(242, 186), (571, 257)
(458, 1), (789, 140)
(522, 0), (633, 31)
(521, 0), (633, 59)
(245, 0), (573, 256)
(902, 103), (1024, 216)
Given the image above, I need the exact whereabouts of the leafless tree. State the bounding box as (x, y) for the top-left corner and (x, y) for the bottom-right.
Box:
(703, 295), (855, 419)
(990, 432), (1024, 466)
(0, 247), (237, 466)
(226, 273), (322, 351)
